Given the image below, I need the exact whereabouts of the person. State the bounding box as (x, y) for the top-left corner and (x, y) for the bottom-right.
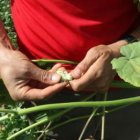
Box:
(0, 0), (140, 139)
(0, 0), (139, 100)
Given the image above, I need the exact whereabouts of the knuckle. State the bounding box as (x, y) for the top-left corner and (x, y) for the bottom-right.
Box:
(40, 70), (48, 82)
(87, 48), (99, 59)
(40, 70), (51, 83)
(84, 48), (99, 65)
(78, 62), (88, 73)
(101, 48), (112, 58)
(104, 49), (111, 55)
(87, 48), (98, 55)
(88, 45), (112, 58)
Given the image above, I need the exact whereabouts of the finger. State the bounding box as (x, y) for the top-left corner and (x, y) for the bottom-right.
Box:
(19, 82), (67, 100)
(57, 67), (67, 71)
(70, 54), (107, 91)
(50, 63), (62, 72)
(30, 65), (61, 85)
(71, 48), (100, 79)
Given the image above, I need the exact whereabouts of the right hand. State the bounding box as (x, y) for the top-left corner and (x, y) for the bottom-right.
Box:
(0, 47), (67, 101)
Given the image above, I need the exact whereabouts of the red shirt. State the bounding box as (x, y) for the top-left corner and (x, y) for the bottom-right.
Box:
(11, 0), (139, 62)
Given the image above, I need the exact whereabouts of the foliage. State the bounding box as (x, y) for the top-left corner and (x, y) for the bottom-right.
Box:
(0, 0), (17, 46)
(112, 42), (140, 87)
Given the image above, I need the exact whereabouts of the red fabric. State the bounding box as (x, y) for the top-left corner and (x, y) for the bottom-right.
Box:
(11, 0), (140, 63)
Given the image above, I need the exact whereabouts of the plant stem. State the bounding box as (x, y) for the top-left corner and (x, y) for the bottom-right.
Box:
(0, 108), (17, 114)
(46, 115), (90, 133)
(7, 116), (49, 140)
(37, 121), (52, 140)
(32, 59), (78, 65)
(105, 103), (134, 114)
(47, 103), (135, 133)
(7, 94), (95, 140)
(18, 96), (140, 115)
(101, 110), (105, 140)
(0, 114), (9, 122)
(101, 93), (108, 140)
(37, 94), (96, 134)
(7, 109), (69, 140)
(78, 108), (98, 140)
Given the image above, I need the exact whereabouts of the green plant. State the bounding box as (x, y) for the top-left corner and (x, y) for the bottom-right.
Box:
(1, 0), (140, 139)
(112, 42), (140, 87)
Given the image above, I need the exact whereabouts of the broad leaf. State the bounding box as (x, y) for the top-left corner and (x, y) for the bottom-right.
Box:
(111, 42), (140, 87)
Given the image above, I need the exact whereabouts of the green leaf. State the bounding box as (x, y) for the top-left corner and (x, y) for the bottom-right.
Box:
(111, 42), (140, 87)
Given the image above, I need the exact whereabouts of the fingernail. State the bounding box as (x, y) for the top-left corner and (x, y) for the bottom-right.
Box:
(73, 68), (82, 78)
(51, 74), (60, 81)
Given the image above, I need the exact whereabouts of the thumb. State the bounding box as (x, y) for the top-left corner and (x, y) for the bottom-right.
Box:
(31, 66), (61, 84)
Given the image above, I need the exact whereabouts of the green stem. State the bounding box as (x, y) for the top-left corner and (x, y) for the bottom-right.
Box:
(18, 96), (140, 115)
(46, 115), (90, 133)
(32, 59), (78, 65)
(94, 103), (133, 117)
(7, 94), (95, 140)
(46, 103), (134, 132)
(7, 109), (69, 140)
(37, 121), (52, 140)
(101, 93), (108, 140)
(0, 109), (17, 114)
(0, 114), (9, 122)
(105, 103), (134, 114)
(7, 116), (49, 140)
(78, 108), (98, 140)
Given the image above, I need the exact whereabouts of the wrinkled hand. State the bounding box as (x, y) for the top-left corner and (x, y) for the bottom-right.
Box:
(0, 49), (66, 100)
(70, 43), (126, 93)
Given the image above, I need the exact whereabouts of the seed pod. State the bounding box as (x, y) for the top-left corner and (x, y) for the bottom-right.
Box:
(56, 70), (73, 82)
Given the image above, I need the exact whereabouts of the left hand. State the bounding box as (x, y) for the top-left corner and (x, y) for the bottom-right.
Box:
(70, 41), (128, 93)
